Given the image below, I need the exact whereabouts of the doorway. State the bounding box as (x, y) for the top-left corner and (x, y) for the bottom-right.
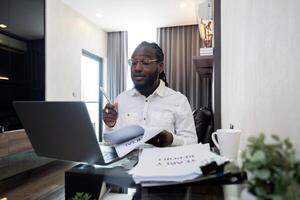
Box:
(81, 50), (103, 141)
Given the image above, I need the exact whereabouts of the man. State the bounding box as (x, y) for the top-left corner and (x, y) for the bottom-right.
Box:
(103, 41), (197, 147)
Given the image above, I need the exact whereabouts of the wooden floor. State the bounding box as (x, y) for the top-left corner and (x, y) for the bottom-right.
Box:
(0, 161), (75, 200)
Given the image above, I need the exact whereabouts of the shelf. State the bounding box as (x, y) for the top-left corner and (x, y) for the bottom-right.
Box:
(193, 55), (213, 76)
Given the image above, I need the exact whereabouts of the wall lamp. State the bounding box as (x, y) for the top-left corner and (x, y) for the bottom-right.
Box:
(0, 75), (10, 80)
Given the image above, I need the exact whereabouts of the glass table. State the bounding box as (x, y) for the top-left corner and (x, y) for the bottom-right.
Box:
(65, 156), (246, 200)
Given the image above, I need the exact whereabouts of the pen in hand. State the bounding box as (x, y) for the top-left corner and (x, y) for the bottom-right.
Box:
(100, 87), (118, 127)
(100, 86), (112, 105)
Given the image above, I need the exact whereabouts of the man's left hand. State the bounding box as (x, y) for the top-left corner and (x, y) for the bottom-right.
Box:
(147, 130), (173, 147)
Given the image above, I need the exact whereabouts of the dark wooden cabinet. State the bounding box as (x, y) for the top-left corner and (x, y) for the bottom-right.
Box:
(0, 0), (45, 132)
(193, 55), (213, 77)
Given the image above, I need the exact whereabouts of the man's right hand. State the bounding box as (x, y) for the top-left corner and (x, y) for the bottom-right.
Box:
(103, 103), (118, 128)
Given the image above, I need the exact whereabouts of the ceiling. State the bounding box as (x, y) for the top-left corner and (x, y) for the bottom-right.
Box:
(0, 0), (44, 40)
(0, 0), (200, 39)
(61, 0), (198, 32)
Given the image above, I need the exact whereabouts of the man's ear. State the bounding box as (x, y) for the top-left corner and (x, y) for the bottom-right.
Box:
(158, 62), (164, 73)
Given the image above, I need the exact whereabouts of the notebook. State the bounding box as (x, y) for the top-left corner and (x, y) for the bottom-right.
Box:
(13, 101), (120, 165)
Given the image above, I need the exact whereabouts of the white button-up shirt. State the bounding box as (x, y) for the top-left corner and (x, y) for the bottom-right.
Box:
(111, 80), (197, 146)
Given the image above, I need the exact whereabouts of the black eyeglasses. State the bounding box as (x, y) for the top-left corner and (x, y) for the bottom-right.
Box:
(128, 58), (158, 67)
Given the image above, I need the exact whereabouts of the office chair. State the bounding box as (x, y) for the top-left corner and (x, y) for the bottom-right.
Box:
(193, 107), (214, 145)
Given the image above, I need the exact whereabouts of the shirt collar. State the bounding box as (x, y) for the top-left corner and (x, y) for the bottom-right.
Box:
(130, 80), (166, 97)
(155, 80), (165, 97)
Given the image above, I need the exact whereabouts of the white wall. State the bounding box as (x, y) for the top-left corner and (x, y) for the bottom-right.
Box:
(222, 0), (300, 155)
(46, 0), (107, 100)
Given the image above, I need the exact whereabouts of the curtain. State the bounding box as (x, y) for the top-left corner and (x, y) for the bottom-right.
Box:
(107, 31), (128, 101)
(157, 25), (211, 110)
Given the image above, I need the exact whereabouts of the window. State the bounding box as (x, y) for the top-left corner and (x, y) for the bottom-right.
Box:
(81, 50), (103, 141)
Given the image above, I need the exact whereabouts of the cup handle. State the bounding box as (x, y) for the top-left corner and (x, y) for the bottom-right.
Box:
(211, 132), (220, 149)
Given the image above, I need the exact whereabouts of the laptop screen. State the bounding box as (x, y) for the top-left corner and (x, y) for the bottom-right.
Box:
(13, 101), (110, 165)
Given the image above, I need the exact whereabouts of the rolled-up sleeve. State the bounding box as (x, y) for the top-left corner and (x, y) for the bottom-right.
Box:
(171, 97), (198, 146)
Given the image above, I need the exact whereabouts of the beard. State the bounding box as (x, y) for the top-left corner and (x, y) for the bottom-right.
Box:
(132, 68), (160, 91)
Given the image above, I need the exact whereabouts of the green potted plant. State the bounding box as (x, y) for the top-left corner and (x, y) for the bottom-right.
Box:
(241, 134), (300, 200)
(69, 192), (93, 200)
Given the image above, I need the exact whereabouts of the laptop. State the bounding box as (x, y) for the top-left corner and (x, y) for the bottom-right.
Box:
(13, 101), (120, 165)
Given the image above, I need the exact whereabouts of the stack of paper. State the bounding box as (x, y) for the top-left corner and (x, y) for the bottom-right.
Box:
(200, 47), (213, 56)
(129, 143), (228, 184)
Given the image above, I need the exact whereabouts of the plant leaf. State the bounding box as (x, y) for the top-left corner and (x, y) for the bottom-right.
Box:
(252, 150), (266, 162)
(271, 134), (280, 141)
(270, 195), (283, 200)
(254, 169), (271, 180)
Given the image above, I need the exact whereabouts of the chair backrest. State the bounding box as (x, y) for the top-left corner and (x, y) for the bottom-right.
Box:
(193, 107), (214, 145)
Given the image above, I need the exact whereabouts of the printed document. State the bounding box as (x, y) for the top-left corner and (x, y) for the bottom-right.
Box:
(129, 143), (228, 183)
(103, 125), (162, 157)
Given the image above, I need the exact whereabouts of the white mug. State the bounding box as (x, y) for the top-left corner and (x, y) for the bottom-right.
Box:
(211, 129), (241, 160)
